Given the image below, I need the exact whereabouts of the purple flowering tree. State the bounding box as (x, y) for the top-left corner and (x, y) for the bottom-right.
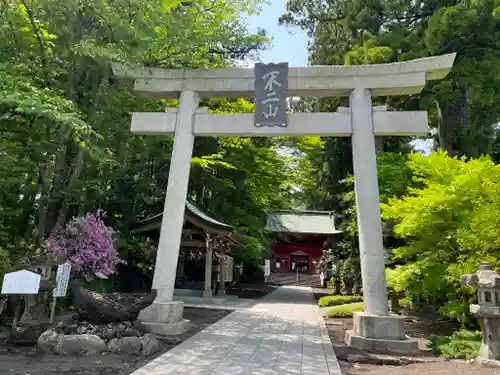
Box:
(44, 211), (124, 278)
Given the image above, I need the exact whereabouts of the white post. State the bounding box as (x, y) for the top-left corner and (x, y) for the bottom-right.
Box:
(203, 235), (213, 297)
(219, 252), (225, 296)
(138, 90), (199, 335)
(151, 90), (199, 301)
(349, 88), (389, 316)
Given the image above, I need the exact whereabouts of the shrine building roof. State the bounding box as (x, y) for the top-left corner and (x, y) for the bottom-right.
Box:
(131, 201), (245, 244)
(265, 210), (342, 235)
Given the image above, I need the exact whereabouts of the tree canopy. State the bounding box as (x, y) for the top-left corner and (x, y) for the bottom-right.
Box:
(0, 0), (318, 274)
(281, 0), (500, 214)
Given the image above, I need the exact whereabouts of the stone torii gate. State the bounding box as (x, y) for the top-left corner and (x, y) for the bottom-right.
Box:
(114, 53), (456, 352)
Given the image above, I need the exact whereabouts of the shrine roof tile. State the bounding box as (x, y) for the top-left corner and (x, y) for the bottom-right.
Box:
(266, 211), (342, 235)
(133, 200), (233, 233)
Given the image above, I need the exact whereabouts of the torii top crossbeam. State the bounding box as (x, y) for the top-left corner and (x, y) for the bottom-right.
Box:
(113, 54), (456, 99)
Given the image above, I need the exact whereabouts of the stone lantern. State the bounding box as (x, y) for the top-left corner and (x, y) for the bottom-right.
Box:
(460, 262), (500, 366)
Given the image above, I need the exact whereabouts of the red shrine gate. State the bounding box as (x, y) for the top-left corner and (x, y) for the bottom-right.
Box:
(272, 238), (324, 274)
(266, 211), (342, 274)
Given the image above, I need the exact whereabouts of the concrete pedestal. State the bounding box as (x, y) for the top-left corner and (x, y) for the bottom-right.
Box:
(475, 357), (500, 368)
(477, 316), (500, 359)
(138, 300), (191, 336)
(345, 312), (419, 354)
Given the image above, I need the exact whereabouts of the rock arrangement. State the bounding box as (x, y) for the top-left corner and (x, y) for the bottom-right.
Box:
(56, 319), (150, 339)
(38, 319), (159, 357)
(69, 280), (157, 324)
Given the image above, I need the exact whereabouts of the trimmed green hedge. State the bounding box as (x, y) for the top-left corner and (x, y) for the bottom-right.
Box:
(326, 303), (364, 318)
(318, 295), (363, 307)
(428, 330), (481, 360)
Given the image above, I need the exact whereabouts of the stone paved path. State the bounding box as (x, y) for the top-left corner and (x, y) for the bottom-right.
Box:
(133, 286), (343, 375)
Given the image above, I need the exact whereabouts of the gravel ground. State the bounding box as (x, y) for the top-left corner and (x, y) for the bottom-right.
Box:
(340, 361), (500, 375)
(226, 283), (277, 299)
(313, 291), (500, 375)
(0, 307), (231, 375)
(0, 284), (279, 375)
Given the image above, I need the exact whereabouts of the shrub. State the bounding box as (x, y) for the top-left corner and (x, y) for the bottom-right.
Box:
(326, 303), (364, 318)
(44, 211), (123, 278)
(428, 330), (481, 360)
(318, 295), (363, 307)
(382, 152), (500, 325)
(240, 259), (264, 283)
(328, 277), (337, 289)
(0, 247), (15, 279)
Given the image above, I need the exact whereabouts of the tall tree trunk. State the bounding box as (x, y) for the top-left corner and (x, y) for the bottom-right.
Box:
(46, 132), (72, 232)
(375, 137), (384, 153)
(50, 147), (87, 235)
(50, 73), (106, 235)
(34, 162), (54, 245)
(17, 174), (39, 241)
(438, 88), (471, 157)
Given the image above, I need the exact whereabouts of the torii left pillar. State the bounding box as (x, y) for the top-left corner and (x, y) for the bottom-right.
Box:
(137, 90), (199, 334)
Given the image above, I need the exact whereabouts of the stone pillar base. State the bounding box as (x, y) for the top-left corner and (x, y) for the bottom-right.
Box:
(138, 300), (191, 336)
(345, 312), (419, 355)
(202, 290), (213, 297)
(476, 356), (500, 368)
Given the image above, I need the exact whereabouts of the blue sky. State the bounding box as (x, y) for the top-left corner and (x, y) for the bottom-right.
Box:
(246, 3), (432, 154)
(247, 1), (309, 67)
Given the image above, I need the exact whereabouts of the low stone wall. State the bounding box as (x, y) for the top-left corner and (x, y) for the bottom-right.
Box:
(38, 320), (159, 356)
(174, 288), (204, 297)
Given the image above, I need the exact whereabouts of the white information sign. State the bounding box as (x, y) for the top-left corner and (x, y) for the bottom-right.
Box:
(1, 270), (41, 295)
(53, 262), (72, 297)
(264, 259), (271, 277)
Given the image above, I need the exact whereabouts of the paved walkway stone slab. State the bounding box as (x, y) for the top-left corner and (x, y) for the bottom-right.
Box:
(131, 286), (342, 375)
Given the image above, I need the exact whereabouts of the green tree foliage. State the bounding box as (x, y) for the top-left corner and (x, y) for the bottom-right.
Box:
(428, 330), (481, 360)
(0, 0), (303, 272)
(382, 152), (500, 322)
(326, 152), (412, 280)
(341, 152), (413, 234)
(189, 99), (316, 258)
(279, 0), (500, 227)
(282, 0), (500, 158)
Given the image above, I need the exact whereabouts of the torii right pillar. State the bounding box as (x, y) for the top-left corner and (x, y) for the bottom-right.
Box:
(345, 87), (419, 353)
(340, 55), (455, 353)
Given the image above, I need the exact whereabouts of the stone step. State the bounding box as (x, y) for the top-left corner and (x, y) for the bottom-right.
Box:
(266, 273), (321, 288)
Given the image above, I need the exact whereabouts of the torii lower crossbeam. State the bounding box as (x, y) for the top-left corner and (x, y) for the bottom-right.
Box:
(131, 109), (428, 137)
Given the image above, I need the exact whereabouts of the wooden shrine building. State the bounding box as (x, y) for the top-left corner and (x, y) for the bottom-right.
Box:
(266, 210), (342, 274)
(131, 201), (245, 296)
